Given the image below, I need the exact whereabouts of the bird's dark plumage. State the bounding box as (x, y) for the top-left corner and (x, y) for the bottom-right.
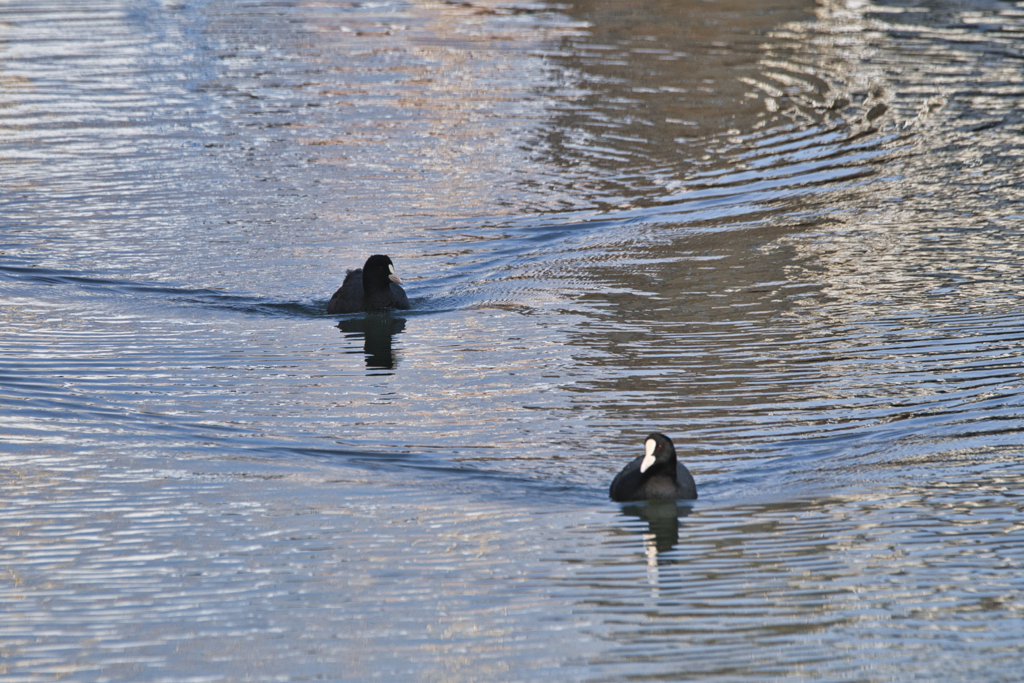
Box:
(609, 433), (697, 502)
(327, 254), (410, 314)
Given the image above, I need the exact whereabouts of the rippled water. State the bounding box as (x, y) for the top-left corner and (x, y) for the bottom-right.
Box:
(3, 0), (1024, 680)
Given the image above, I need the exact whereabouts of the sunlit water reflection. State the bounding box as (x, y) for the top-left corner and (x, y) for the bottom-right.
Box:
(2, 0), (1024, 680)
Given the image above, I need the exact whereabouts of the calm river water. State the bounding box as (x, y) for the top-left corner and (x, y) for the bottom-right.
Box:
(3, 0), (1024, 680)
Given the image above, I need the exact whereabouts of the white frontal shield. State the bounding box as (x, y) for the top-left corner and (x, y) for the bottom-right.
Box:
(640, 438), (657, 473)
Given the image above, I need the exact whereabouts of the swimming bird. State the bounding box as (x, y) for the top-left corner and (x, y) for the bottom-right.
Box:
(327, 254), (410, 314)
(609, 433), (697, 502)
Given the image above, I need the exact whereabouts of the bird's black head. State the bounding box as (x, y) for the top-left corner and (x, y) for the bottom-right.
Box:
(640, 432), (677, 475)
(362, 254), (402, 293)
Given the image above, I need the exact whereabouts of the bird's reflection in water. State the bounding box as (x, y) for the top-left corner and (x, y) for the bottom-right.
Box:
(337, 315), (406, 370)
(621, 500), (692, 554)
(620, 500), (694, 595)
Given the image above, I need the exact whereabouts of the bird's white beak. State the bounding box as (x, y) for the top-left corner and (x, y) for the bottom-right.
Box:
(640, 438), (657, 473)
(388, 264), (403, 285)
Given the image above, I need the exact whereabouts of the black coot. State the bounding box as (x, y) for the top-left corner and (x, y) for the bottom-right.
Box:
(327, 254), (410, 314)
(609, 433), (697, 502)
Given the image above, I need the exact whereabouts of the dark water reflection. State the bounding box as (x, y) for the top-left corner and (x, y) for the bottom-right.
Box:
(338, 315), (407, 370)
(619, 500), (694, 555)
(3, 0), (1024, 680)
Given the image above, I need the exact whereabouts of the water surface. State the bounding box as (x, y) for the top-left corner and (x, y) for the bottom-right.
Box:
(3, 0), (1024, 680)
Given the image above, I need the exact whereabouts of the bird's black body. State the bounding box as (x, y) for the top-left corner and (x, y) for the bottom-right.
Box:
(327, 254), (410, 314)
(609, 433), (697, 502)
